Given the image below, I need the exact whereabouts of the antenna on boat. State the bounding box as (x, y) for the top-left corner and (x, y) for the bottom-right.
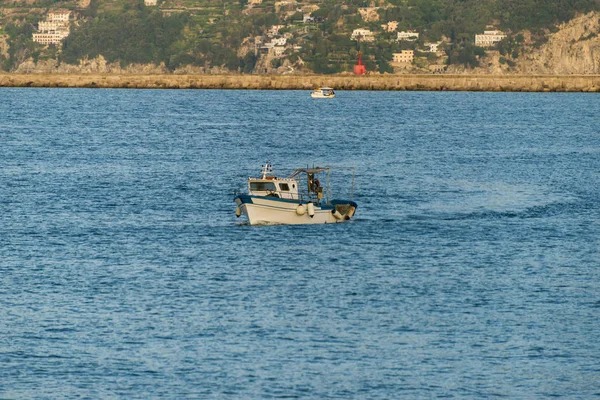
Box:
(260, 161), (273, 179)
(351, 167), (355, 200)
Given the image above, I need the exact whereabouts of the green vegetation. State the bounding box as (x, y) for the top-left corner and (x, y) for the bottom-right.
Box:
(0, 0), (599, 72)
(498, 0), (597, 31)
(62, 1), (189, 67)
(3, 19), (43, 71)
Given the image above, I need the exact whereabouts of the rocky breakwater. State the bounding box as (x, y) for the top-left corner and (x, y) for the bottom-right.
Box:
(1, 73), (600, 92)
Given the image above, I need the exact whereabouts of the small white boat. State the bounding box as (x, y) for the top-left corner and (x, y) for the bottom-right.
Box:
(311, 87), (335, 98)
(234, 162), (357, 225)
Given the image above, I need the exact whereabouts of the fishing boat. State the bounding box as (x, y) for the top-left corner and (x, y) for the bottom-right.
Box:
(234, 162), (357, 225)
(310, 87), (335, 99)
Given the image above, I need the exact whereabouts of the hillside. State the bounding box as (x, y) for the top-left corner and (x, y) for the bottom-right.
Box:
(1, 0), (600, 74)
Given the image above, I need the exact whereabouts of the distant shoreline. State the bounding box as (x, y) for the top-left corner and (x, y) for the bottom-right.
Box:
(1, 73), (600, 92)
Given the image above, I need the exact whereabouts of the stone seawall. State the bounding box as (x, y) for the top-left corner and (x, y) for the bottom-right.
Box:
(1, 73), (600, 91)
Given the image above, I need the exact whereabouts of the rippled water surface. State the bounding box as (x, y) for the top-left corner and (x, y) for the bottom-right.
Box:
(1, 88), (599, 398)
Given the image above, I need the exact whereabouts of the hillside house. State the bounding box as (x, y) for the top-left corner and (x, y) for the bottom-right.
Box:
(38, 21), (67, 32)
(393, 50), (414, 63)
(268, 25), (285, 36)
(475, 30), (506, 47)
(424, 41), (443, 53)
(47, 10), (71, 23)
(33, 10), (70, 45)
(32, 31), (70, 45)
(351, 28), (375, 42)
(429, 64), (446, 73)
(303, 14), (314, 23)
(272, 46), (286, 57)
(397, 31), (419, 41)
(271, 37), (287, 46)
(381, 21), (398, 32)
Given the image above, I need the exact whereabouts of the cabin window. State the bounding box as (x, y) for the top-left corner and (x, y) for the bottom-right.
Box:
(250, 182), (276, 191)
(279, 183), (290, 191)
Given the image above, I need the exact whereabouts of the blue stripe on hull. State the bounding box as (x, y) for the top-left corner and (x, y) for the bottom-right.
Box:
(234, 194), (357, 209)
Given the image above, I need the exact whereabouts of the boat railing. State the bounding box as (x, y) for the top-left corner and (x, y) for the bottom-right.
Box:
(295, 191), (325, 205)
(271, 191), (323, 204)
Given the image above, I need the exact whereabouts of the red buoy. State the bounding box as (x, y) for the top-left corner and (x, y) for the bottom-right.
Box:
(354, 51), (366, 75)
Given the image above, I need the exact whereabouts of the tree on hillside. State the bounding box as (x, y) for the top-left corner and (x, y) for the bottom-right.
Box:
(3, 21), (41, 71)
(446, 42), (486, 68)
(61, 8), (188, 68)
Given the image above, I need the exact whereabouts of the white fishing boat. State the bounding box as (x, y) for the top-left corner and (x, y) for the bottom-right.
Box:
(234, 162), (357, 225)
(310, 87), (335, 99)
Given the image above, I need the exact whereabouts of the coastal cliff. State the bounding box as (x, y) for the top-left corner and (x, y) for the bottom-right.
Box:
(445, 12), (600, 75)
(518, 12), (600, 74)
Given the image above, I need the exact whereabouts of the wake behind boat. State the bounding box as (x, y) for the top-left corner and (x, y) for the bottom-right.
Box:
(234, 162), (357, 225)
(311, 87), (335, 99)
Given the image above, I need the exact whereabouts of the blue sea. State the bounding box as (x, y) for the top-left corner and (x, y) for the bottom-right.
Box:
(1, 88), (599, 399)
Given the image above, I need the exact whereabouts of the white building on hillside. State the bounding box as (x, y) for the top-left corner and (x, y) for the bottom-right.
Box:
(144, 0), (158, 5)
(351, 28), (375, 42)
(475, 30), (506, 47)
(272, 46), (286, 57)
(397, 31), (419, 41)
(424, 41), (443, 53)
(303, 14), (314, 23)
(38, 21), (67, 32)
(32, 31), (70, 45)
(268, 25), (285, 36)
(47, 10), (71, 23)
(271, 37), (287, 46)
(33, 10), (71, 45)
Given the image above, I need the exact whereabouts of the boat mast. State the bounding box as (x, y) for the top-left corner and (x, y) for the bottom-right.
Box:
(351, 168), (355, 200)
(327, 168), (331, 204)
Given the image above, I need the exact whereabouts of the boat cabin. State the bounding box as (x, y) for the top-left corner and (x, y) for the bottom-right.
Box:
(311, 87), (335, 98)
(247, 177), (299, 199)
(247, 163), (299, 200)
(247, 163), (330, 202)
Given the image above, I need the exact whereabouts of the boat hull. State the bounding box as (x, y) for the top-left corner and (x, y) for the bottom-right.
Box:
(310, 93), (335, 99)
(234, 195), (356, 225)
